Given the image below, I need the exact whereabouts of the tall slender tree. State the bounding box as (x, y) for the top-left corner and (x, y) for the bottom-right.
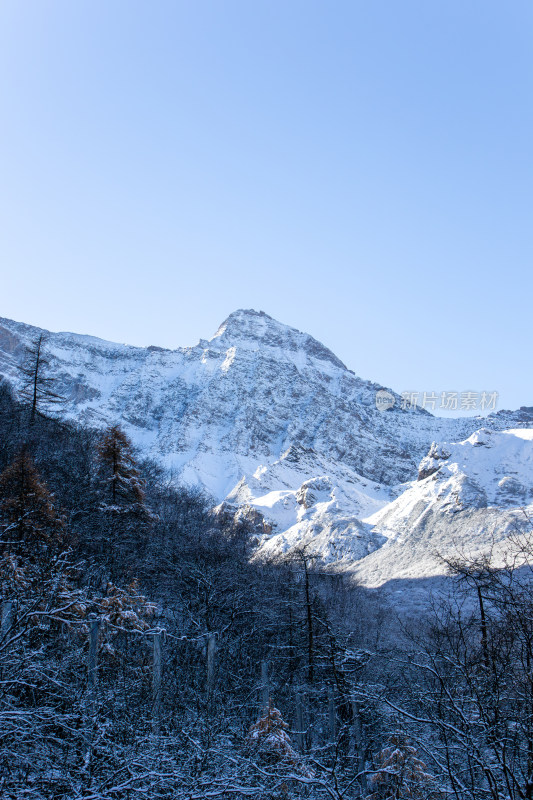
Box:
(19, 333), (65, 423)
(96, 425), (151, 577)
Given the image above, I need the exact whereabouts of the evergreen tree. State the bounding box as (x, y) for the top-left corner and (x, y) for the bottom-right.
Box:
(247, 701), (314, 778)
(0, 449), (65, 571)
(0, 450), (82, 641)
(95, 426), (152, 577)
(18, 333), (65, 423)
(369, 734), (435, 800)
(97, 425), (145, 506)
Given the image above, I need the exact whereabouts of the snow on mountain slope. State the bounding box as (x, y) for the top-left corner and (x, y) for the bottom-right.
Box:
(0, 309), (453, 493)
(0, 309), (532, 578)
(223, 445), (390, 563)
(349, 428), (533, 587)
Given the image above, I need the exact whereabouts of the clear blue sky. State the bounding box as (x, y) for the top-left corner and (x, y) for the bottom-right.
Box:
(1, 1), (531, 413)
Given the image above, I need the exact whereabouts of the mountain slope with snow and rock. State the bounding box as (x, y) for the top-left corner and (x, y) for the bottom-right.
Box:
(348, 427), (533, 587)
(0, 309), (531, 585)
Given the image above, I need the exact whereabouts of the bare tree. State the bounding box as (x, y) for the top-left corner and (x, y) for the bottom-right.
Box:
(358, 532), (533, 800)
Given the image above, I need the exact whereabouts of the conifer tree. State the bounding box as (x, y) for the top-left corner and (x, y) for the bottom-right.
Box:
(0, 449), (65, 565)
(97, 425), (145, 506)
(369, 734), (434, 800)
(18, 333), (65, 423)
(0, 450), (76, 631)
(95, 426), (152, 577)
(247, 701), (314, 777)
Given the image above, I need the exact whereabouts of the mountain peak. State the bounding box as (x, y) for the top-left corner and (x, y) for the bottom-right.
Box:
(211, 308), (271, 337)
(210, 309), (347, 370)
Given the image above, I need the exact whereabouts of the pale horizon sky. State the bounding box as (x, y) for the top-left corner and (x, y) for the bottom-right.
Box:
(1, 1), (532, 414)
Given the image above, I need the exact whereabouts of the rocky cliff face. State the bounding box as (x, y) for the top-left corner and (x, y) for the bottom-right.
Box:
(1, 309), (531, 584)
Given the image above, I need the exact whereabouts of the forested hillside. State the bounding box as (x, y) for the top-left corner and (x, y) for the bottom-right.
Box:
(2, 378), (533, 799)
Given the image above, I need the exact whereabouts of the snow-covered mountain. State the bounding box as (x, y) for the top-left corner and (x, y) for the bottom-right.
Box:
(1, 309), (531, 585)
(348, 428), (533, 587)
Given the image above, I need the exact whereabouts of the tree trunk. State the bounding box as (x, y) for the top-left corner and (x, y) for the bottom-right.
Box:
(303, 559), (314, 684)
